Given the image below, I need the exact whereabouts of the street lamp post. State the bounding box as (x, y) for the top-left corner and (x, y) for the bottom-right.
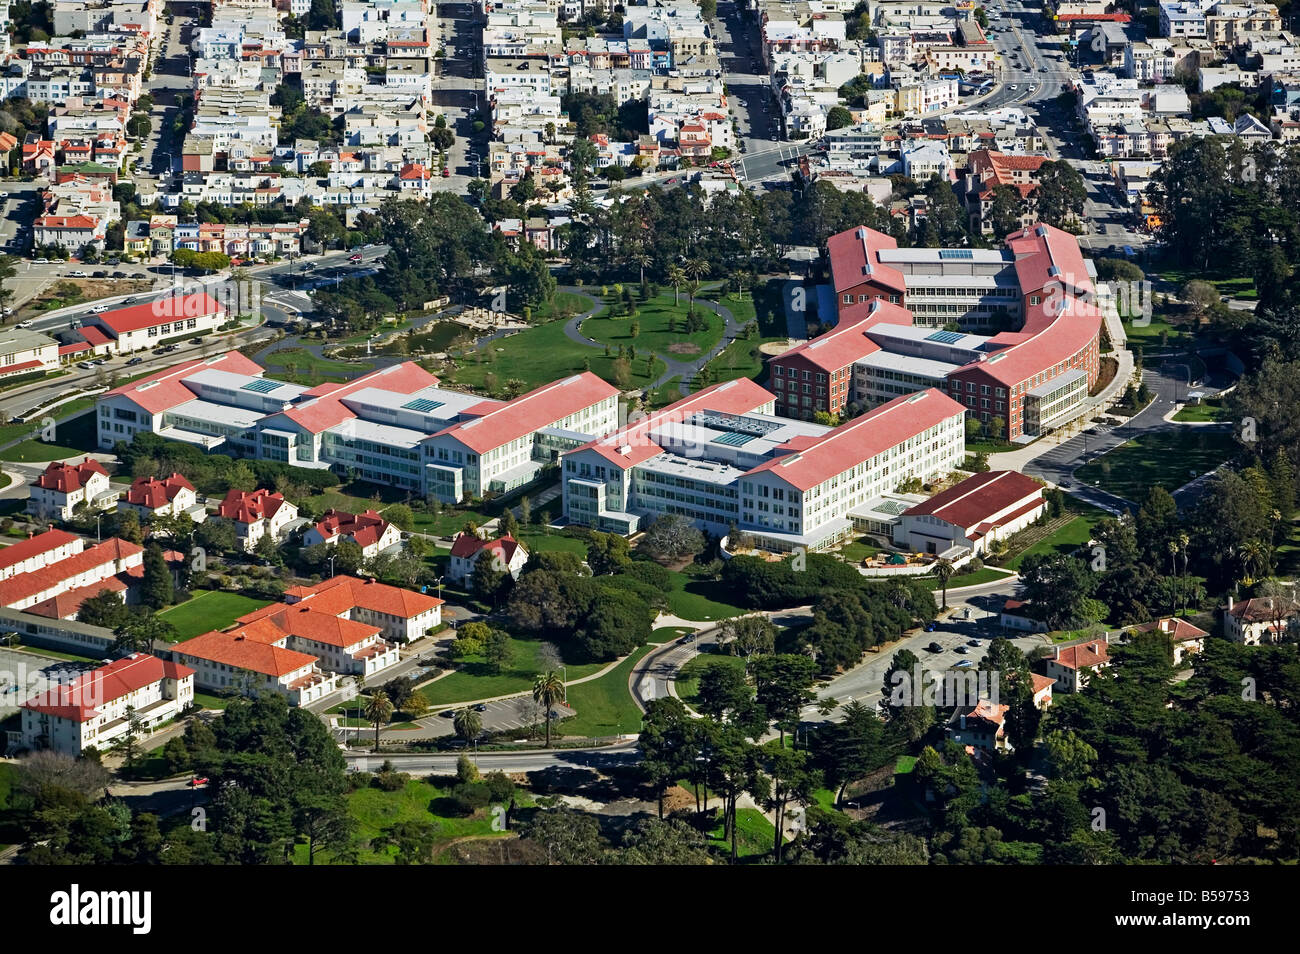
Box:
(329, 552), (337, 578)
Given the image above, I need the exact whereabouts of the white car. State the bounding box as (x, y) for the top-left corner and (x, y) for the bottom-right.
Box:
(89, 304), (109, 313)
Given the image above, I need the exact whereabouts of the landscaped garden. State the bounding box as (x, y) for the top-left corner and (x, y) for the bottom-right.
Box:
(418, 635), (606, 706)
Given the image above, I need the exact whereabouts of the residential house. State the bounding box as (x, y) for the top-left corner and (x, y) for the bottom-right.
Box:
(26, 458), (111, 521)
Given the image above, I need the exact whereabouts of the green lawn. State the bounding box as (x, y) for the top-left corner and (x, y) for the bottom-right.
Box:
(581, 292), (726, 363)
(703, 336), (774, 384)
(1121, 315), (1193, 348)
(443, 317), (665, 394)
(261, 347), (373, 384)
(923, 567), (1015, 591)
(419, 636), (605, 706)
(648, 375), (684, 408)
(650, 626), (692, 643)
(1173, 400), (1227, 422)
(193, 692), (233, 710)
(665, 568), (745, 621)
(838, 535), (882, 563)
(0, 408), (99, 462)
(4, 643), (103, 664)
(703, 807), (778, 859)
(529, 291), (591, 322)
(1273, 519), (1300, 576)
(675, 652), (745, 709)
(1005, 515), (1100, 571)
(308, 778), (511, 864)
(555, 644), (655, 737)
(516, 531), (589, 555)
(1074, 428), (1237, 501)
(158, 591), (273, 642)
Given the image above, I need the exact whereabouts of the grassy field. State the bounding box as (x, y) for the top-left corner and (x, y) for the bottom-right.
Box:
(703, 336), (771, 384)
(665, 568), (745, 621)
(158, 591), (273, 642)
(556, 644), (655, 737)
(703, 806), (778, 860)
(261, 347), (374, 384)
(529, 291), (591, 323)
(923, 566), (1015, 591)
(515, 530), (589, 555)
(419, 636), (605, 706)
(444, 318), (665, 394)
(1173, 400), (1227, 422)
(0, 408), (99, 462)
(1005, 515), (1101, 571)
(1122, 315), (1194, 348)
(675, 652), (745, 710)
(305, 777), (512, 864)
(1074, 428), (1237, 501)
(1274, 519), (1300, 576)
(838, 535), (882, 563)
(582, 293), (726, 361)
(648, 375), (684, 408)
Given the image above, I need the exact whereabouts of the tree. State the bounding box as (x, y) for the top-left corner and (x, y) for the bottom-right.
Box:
(931, 558), (956, 610)
(825, 106), (853, 131)
(666, 264), (687, 305)
(696, 662), (752, 723)
(453, 707), (482, 743)
(764, 747), (816, 863)
(484, 627), (512, 674)
(77, 590), (130, 629)
(365, 690), (393, 753)
(751, 654), (817, 747)
(988, 183), (1027, 237)
(720, 615), (776, 667)
(471, 548), (510, 605)
(372, 820), (436, 864)
(638, 697), (690, 818)
(812, 700), (888, 805)
(533, 670), (566, 746)
(1034, 160), (1087, 228)
(586, 532), (631, 575)
(524, 807), (604, 864)
(111, 611), (177, 655)
(639, 514), (705, 563)
(1018, 552), (1101, 629)
(140, 543), (173, 609)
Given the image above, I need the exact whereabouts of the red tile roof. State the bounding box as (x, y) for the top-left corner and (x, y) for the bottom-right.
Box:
(1227, 596), (1299, 623)
(103, 351), (264, 415)
(0, 537), (143, 608)
(1054, 641), (1110, 670)
(436, 372), (618, 454)
(218, 488), (291, 523)
(312, 509), (391, 549)
(178, 623), (319, 678)
(277, 574), (443, 619)
(450, 532), (524, 564)
(0, 529), (82, 575)
(772, 298), (914, 373)
(27, 577), (127, 620)
(126, 472), (194, 509)
(1135, 617), (1209, 643)
(240, 603), (381, 649)
(33, 457), (107, 494)
(745, 388), (965, 491)
(902, 470), (1043, 530)
(92, 292), (225, 335)
(77, 325), (113, 346)
(21, 653), (193, 722)
(36, 214), (98, 229)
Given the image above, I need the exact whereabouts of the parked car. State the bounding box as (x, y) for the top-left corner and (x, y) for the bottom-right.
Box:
(127, 357), (144, 366)
(89, 304), (108, 313)
(68, 270), (89, 277)
(474, 703), (488, 712)
(440, 709), (455, 718)
(77, 361), (94, 369)
(111, 271), (127, 278)
(187, 777), (208, 787)
(189, 337), (203, 344)
(925, 621), (937, 632)
(349, 254), (363, 263)
(955, 645), (970, 654)
(441, 167), (451, 177)
(92, 270), (106, 278)
(967, 638), (981, 647)
(928, 641), (943, 653)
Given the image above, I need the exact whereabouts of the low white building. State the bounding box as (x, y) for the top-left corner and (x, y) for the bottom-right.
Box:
(896, 470), (1045, 556)
(120, 472), (199, 521)
(1224, 593), (1299, 644)
(0, 329), (60, 379)
(303, 509), (401, 561)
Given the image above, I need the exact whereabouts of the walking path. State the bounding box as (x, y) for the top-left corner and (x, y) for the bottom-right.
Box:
(558, 284), (750, 396)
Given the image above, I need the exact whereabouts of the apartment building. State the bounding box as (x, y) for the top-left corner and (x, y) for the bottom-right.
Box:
(27, 458), (111, 521)
(217, 488), (299, 552)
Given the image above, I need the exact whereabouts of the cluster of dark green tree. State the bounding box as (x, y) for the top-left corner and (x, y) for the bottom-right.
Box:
(18, 696), (359, 864)
(1018, 446), (1295, 629)
(1151, 137), (1300, 361)
(916, 634), (1300, 863)
(116, 432), (341, 499)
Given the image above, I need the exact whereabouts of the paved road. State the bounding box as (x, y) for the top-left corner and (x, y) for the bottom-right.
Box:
(342, 743), (639, 775)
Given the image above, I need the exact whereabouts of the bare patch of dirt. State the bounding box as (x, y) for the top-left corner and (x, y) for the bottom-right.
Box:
(667, 342), (701, 355)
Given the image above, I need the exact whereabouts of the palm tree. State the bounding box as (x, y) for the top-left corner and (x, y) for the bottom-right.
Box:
(365, 690), (393, 754)
(666, 264), (686, 305)
(453, 707), (482, 743)
(932, 558), (955, 610)
(684, 258), (710, 306)
(631, 246), (652, 286)
(1239, 539), (1270, 587)
(532, 670), (565, 747)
